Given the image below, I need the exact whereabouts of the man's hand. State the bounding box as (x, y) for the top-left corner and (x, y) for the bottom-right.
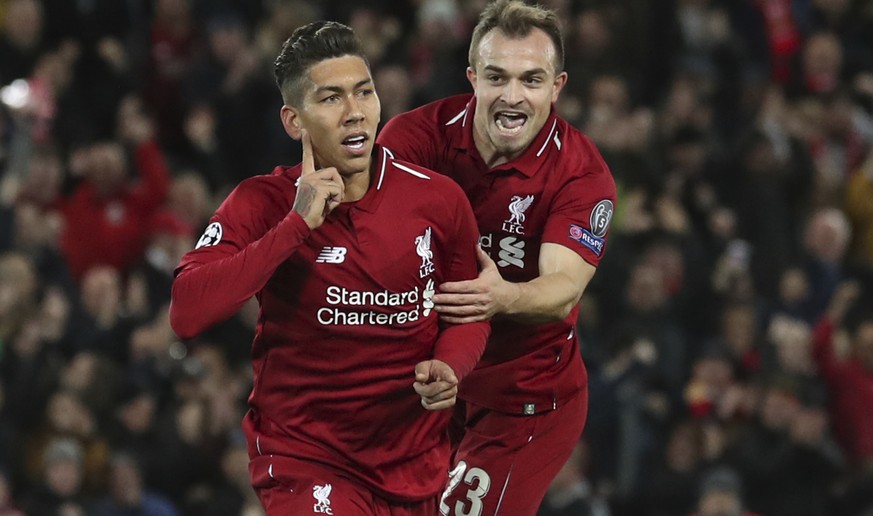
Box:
(432, 246), (519, 324)
(117, 95), (154, 145)
(827, 280), (861, 324)
(413, 360), (458, 411)
(293, 130), (344, 229)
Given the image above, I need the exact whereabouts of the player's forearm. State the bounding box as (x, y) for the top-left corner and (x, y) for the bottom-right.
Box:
(433, 321), (490, 381)
(503, 272), (585, 323)
(170, 213), (311, 338)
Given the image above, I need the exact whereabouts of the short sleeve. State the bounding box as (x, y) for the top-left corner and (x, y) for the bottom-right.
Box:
(541, 155), (616, 267)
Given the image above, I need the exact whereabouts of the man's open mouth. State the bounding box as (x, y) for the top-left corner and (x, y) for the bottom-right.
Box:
(494, 111), (527, 133)
(342, 134), (368, 151)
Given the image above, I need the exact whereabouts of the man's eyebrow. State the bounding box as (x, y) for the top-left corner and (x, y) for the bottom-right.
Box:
(483, 65), (549, 76)
(314, 78), (373, 95)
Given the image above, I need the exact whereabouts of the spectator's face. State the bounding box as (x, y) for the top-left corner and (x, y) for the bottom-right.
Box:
(169, 174), (210, 226)
(698, 490), (742, 516)
(468, 28), (566, 164)
(60, 353), (98, 392)
(760, 388), (800, 430)
(692, 356), (733, 389)
(778, 268), (809, 305)
(589, 75), (628, 115)
(626, 263), (668, 312)
(574, 11), (610, 56)
(0, 253), (37, 318)
(4, 0), (42, 48)
(110, 460), (142, 507)
(283, 55), (380, 177)
(803, 33), (842, 77)
(209, 24), (245, 63)
(665, 423), (701, 471)
(86, 143), (126, 197)
(374, 65), (412, 119)
(45, 460), (82, 497)
(47, 392), (93, 435)
(722, 306), (756, 355)
(156, 0), (189, 20)
(855, 321), (873, 372)
(803, 209), (851, 263)
(118, 394), (156, 434)
(23, 153), (62, 204)
(80, 266), (122, 317)
(222, 446), (252, 491)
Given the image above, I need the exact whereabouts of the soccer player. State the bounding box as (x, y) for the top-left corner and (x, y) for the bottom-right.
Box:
(377, 0), (616, 514)
(169, 21), (489, 515)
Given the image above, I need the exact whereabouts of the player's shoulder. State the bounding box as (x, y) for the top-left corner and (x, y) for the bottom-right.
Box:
(383, 94), (471, 135)
(553, 118), (612, 179)
(381, 148), (464, 197)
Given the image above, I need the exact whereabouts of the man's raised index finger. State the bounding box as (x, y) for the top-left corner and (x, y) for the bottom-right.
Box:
(301, 129), (315, 175)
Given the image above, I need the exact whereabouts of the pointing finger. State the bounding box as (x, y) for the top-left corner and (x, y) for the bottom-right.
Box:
(301, 129), (315, 175)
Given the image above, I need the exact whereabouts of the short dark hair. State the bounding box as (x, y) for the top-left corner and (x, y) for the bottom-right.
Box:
(274, 21), (369, 107)
(468, 0), (565, 73)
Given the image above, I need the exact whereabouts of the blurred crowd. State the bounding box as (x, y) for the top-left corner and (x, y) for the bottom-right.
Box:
(0, 0), (872, 515)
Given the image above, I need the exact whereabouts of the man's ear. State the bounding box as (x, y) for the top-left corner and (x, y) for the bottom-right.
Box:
(466, 67), (477, 93)
(280, 105), (302, 140)
(551, 71), (568, 103)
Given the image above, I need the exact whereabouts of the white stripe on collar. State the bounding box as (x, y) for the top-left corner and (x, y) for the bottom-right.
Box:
(536, 119), (558, 157)
(392, 162), (431, 179)
(377, 147), (393, 190)
(446, 107), (467, 126)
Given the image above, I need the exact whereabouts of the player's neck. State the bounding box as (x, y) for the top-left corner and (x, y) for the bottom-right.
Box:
(340, 168), (370, 202)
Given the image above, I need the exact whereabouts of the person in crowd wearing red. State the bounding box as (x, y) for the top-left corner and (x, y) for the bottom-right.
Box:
(60, 96), (170, 281)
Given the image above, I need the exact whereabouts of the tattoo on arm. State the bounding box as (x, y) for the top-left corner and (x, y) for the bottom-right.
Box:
(293, 184), (317, 215)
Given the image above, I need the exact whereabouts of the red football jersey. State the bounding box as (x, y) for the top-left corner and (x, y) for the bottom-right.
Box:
(170, 145), (489, 502)
(378, 94), (616, 415)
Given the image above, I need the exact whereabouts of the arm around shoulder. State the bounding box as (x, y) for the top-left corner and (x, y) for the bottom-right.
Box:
(505, 243), (597, 322)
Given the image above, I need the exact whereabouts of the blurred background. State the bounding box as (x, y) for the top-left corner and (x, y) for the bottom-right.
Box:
(0, 0), (872, 515)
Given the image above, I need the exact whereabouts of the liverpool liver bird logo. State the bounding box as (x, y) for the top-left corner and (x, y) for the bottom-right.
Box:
(416, 227), (433, 268)
(508, 195), (534, 225)
(313, 483), (332, 514)
(415, 227), (435, 277)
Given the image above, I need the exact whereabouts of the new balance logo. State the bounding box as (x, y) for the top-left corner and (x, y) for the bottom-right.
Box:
(316, 247), (347, 264)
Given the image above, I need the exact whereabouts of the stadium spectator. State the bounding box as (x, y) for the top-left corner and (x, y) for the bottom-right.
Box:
(90, 452), (178, 516)
(59, 96), (170, 282)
